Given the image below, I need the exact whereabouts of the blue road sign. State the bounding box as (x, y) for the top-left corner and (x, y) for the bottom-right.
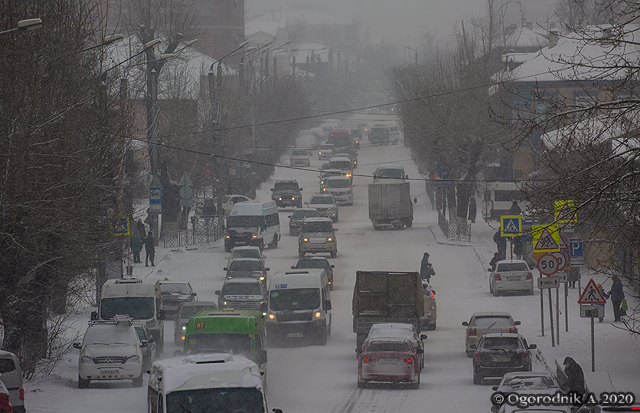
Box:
(500, 215), (522, 237)
(569, 238), (583, 257)
(437, 167), (450, 179)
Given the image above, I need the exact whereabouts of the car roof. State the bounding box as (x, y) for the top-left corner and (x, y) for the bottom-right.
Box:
(292, 207), (318, 213)
(230, 246), (262, 251)
(376, 163), (404, 169)
(299, 256), (330, 261)
(275, 179), (298, 183)
(481, 332), (522, 339)
(303, 217), (332, 223)
(159, 281), (190, 286)
(229, 257), (263, 263)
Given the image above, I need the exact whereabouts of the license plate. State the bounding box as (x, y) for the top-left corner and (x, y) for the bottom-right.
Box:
(507, 276), (520, 281)
(493, 357), (511, 362)
(287, 332), (303, 338)
(101, 370), (119, 375)
(379, 358), (398, 364)
(310, 238), (326, 244)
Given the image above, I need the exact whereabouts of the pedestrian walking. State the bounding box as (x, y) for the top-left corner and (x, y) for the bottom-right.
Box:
(512, 237), (523, 259)
(494, 231), (507, 260)
(144, 231), (155, 267)
(420, 252), (436, 283)
(561, 357), (586, 396)
(468, 196), (477, 223)
(567, 267), (580, 288)
(131, 234), (142, 264)
(608, 275), (625, 322)
(509, 200), (522, 215)
(136, 218), (146, 239)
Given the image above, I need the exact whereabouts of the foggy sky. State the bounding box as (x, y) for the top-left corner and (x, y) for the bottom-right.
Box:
(247, 0), (486, 46)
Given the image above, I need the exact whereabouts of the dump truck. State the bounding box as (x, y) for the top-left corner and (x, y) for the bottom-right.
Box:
(352, 271), (425, 353)
(368, 182), (413, 230)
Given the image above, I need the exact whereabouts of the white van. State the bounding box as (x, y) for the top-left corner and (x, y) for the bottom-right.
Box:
(92, 279), (165, 353)
(225, 201), (281, 252)
(147, 353), (282, 413)
(266, 269), (332, 345)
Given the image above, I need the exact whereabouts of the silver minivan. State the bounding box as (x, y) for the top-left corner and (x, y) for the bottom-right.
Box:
(0, 350), (25, 413)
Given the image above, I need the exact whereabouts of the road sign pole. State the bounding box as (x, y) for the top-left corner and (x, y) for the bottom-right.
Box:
(510, 239), (513, 260)
(556, 286), (560, 345)
(549, 288), (555, 347)
(591, 317), (595, 372)
(540, 277), (545, 336)
(565, 282), (569, 332)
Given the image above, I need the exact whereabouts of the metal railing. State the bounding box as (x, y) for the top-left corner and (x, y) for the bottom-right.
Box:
(162, 217), (224, 248)
(438, 211), (471, 242)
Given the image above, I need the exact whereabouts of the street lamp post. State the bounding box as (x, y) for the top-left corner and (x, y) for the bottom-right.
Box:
(402, 45), (418, 68)
(0, 18), (43, 35)
(78, 33), (124, 53)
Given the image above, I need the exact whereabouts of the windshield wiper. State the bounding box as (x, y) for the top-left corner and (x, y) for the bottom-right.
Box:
(487, 320), (499, 329)
(179, 405), (193, 413)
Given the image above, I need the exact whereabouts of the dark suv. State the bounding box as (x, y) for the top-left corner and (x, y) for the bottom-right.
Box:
(215, 278), (267, 312)
(291, 257), (335, 290)
(472, 333), (535, 385)
(271, 180), (303, 208)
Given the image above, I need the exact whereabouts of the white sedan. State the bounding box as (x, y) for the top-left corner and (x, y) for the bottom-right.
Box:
(489, 259), (534, 296)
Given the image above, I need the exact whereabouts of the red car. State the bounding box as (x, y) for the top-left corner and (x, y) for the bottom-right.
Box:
(358, 337), (422, 389)
(0, 380), (12, 413)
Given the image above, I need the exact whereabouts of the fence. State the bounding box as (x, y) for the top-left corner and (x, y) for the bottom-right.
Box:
(438, 211), (471, 242)
(162, 217), (224, 248)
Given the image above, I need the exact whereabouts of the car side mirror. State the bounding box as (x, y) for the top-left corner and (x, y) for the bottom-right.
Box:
(215, 290), (221, 296)
(417, 348), (424, 354)
(414, 198), (417, 204)
(420, 334), (427, 340)
(270, 188), (274, 191)
(90, 311), (98, 321)
(223, 267), (228, 271)
(73, 342), (82, 349)
(487, 268), (493, 272)
(140, 340), (148, 348)
(462, 321), (469, 326)
(291, 265), (296, 269)
(529, 344), (537, 349)
(272, 409), (284, 413)
(330, 265), (335, 268)
(300, 188), (303, 191)
(191, 293), (197, 297)
(529, 264), (536, 270)
(304, 202), (309, 205)
(469, 344), (477, 350)
(288, 215), (292, 218)
(405, 175), (409, 179)
(324, 300), (332, 311)
(264, 268), (270, 272)
(515, 321), (521, 326)
(158, 310), (166, 320)
(431, 290), (436, 295)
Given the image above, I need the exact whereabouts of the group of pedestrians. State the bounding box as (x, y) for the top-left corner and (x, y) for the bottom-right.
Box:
(130, 218), (155, 266)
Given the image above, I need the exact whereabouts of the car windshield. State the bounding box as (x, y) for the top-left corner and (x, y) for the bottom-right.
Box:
(500, 375), (559, 390)
(161, 283), (190, 294)
(302, 221), (333, 233)
(178, 305), (218, 319)
(329, 161), (352, 170)
(327, 179), (351, 188)
(274, 182), (299, 191)
(481, 337), (522, 351)
(366, 341), (410, 352)
(291, 209), (320, 219)
(229, 260), (263, 272)
(292, 149), (308, 156)
(269, 288), (320, 311)
(84, 326), (137, 345)
(472, 316), (514, 328)
(222, 283), (263, 295)
(370, 127), (386, 135)
(377, 168), (404, 179)
(185, 333), (252, 356)
(227, 215), (263, 228)
(134, 326), (147, 341)
(321, 171), (342, 179)
(309, 197), (334, 205)
(0, 359), (16, 375)
(497, 262), (529, 271)
(296, 260), (329, 271)
(231, 250), (261, 260)
(100, 297), (154, 320)
(370, 327), (413, 340)
(166, 387), (264, 413)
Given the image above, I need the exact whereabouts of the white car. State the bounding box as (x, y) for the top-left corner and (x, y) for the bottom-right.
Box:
(74, 315), (145, 388)
(489, 259), (534, 295)
(491, 372), (568, 413)
(290, 148), (311, 166)
(225, 246), (266, 267)
(323, 176), (353, 205)
(222, 195), (255, 215)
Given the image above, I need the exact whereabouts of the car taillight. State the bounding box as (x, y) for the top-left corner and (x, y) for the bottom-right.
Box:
(20, 387), (24, 400)
(509, 327), (518, 333)
(523, 352), (530, 364)
(468, 327), (477, 336)
(494, 273), (502, 281)
(474, 352), (481, 364)
(430, 291), (434, 299)
(363, 357), (370, 363)
(526, 272), (533, 280)
(404, 358), (413, 364)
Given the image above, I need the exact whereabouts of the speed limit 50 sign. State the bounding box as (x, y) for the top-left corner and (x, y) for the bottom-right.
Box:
(537, 253), (559, 276)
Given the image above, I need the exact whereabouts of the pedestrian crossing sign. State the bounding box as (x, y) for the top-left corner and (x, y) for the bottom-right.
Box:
(500, 215), (522, 237)
(532, 224), (561, 252)
(555, 200), (577, 224)
(578, 279), (606, 304)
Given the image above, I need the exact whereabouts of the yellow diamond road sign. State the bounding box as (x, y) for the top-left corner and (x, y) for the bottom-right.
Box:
(532, 224), (561, 252)
(555, 200), (577, 224)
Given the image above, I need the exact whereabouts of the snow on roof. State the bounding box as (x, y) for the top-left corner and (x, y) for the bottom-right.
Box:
(511, 25), (640, 83)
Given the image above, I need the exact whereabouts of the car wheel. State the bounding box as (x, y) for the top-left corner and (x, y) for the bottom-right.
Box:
(132, 374), (144, 388)
(224, 244), (232, 253)
(489, 281), (494, 294)
(473, 370), (482, 385)
(330, 251), (337, 258)
(299, 250), (305, 258)
(269, 235), (278, 249)
(357, 378), (366, 388)
(78, 376), (90, 389)
(411, 374), (420, 389)
(428, 322), (436, 331)
(466, 349), (473, 358)
(405, 218), (413, 228)
(319, 328), (327, 345)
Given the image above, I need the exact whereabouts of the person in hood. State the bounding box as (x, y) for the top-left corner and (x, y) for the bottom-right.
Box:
(468, 196), (477, 223)
(562, 357), (586, 395)
(144, 231), (155, 267)
(608, 275), (625, 322)
(420, 252), (435, 282)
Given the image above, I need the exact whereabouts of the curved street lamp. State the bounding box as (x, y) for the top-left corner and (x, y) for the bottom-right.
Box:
(78, 33), (124, 53)
(0, 18), (43, 35)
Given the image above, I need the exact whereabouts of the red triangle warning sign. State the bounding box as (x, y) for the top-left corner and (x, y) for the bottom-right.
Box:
(555, 203), (576, 223)
(534, 228), (559, 251)
(578, 279), (607, 304)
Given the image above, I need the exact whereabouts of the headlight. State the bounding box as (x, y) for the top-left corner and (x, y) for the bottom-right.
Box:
(327, 237), (333, 242)
(314, 311), (322, 318)
(221, 301), (227, 306)
(268, 313), (276, 320)
(259, 276), (265, 281)
(346, 173), (352, 177)
(225, 235), (230, 239)
(252, 233), (258, 238)
(291, 197), (295, 200)
(181, 325), (187, 331)
(303, 238), (309, 242)
(81, 356), (93, 364)
(278, 197), (283, 201)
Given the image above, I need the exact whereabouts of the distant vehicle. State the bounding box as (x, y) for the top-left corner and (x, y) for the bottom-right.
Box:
(0, 350), (24, 413)
(74, 315), (145, 388)
(340, 121), (366, 148)
(292, 256), (335, 290)
(225, 245), (266, 268)
(489, 259), (534, 296)
(327, 129), (352, 149)
(333, 147), (358, 168)
(147, 354), (280, 413)
(462, 312), (521, 357)
(366, 323), (427, 369)
(271, 180), (303, 208)
(173, 301), (218, 345)
(482, 181), (529, 220)
(472, 333), (535, 385)
(288, 207), (320, 236)
(225, 201), (280, 252)
(369, 123), (400, 145)
(134, 323), (157, 370)
(159, 281), (197, 319)
(358, 337), (421, 389)
(290, 148), (311, 166)
(319, 169), (343, 192)
(224, 257), (270, 287)
(373, 163), (406, 183)
(306, 194), (339, 222)
(298, 217), (338, 258)
(216, 277), (268, 313)
(328, 156), (354, 181)
(323, 176), (353, 206)
(369, 181), (413, 230)
(317, 144), (334, 160)
(222, 194), (255, 216)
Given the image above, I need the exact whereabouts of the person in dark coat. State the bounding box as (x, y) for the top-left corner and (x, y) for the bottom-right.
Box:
(420, 252), (435, 282)
(137, 218), (146, 239)
(494, 231), (507, 260)
(490, 252), (501, 272)
(144, 231), (155, 267)
(131, 235), (142, 264)
(562, 357), (586, 395)
(512, 237), (523, 259)
(509, 200), (522, 215)
(468, 196), (477, 223)
(608, 275), (625, 321)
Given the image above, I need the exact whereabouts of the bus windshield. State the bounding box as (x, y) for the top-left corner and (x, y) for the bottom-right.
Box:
(100, 297), (154, 320)
(166, 387), (264, 413)
(185, 333), (253, 356)
(227, 215), (263, 228)
(269, 288), (320, 311)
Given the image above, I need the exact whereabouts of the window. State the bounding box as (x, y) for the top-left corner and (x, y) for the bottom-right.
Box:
(366, 341), (410, 352)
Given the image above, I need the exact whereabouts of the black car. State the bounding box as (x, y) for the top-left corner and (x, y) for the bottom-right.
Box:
(288, 207), (320, 236)
(472, 333), (535, 385)
(333, 148), (358, 168)
(271, 180), (303, 208)
(173, 301), (218, 344)
(224, 258), (270, 287)
(291, 257), (335, 290)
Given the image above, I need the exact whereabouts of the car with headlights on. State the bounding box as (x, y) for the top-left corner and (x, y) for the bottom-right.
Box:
(173, 301), (218, 344)
(319, 169), (343, 192)
(472, 333), (535, 385)
(323, 176), (353, 206)
(489, 259), (534, 296)
(288, 207), (320, 236)
(271, 180), (303, 208)
(224, 258), (270, 287)
(216, 277), (267, 313)
(358, 337), (422, 389)
(159, 281), (197, 319)
(298, 217), (338, 258)
(317, 144), (334, 160)
(291, 256), (335, 290)
(463, 312), (521, 357)
(225, 245), (266, 268)
(306, 194), (339, 222)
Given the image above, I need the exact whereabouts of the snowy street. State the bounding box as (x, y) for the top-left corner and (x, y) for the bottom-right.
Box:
(24, 118), (640, 412)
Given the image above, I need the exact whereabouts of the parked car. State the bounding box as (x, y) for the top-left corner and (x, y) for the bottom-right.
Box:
(225, 245), (266, 267)
(322, 175), (353, 205)
(134, 323), (157, 370)
(358, 337), (422, 389)
(221, 194), (254, 215)
(216, 278), (268, 312)
(290, 148), (311, 166)
(298, 217), (338, 258)
(365, 323), (427, 369)
(159, 281), (197, 319)
(472, 333), (535, 384)
(306, 194), (339, 222)
(0, 380), (11, 413)
(0, 350), (23, 413)
(489, 259), (534, 295)
(224, 258), (270, 287)
(462, 312), (521, 357)
(317, 144), (334, 160)
(173, 301), (218, 344)
(288, 207), (320, 236)
(73, 315), (145, 388)
(319, 169), (343, 192)
(271, 180), (303, 208)
(291, 256), (335, 289)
